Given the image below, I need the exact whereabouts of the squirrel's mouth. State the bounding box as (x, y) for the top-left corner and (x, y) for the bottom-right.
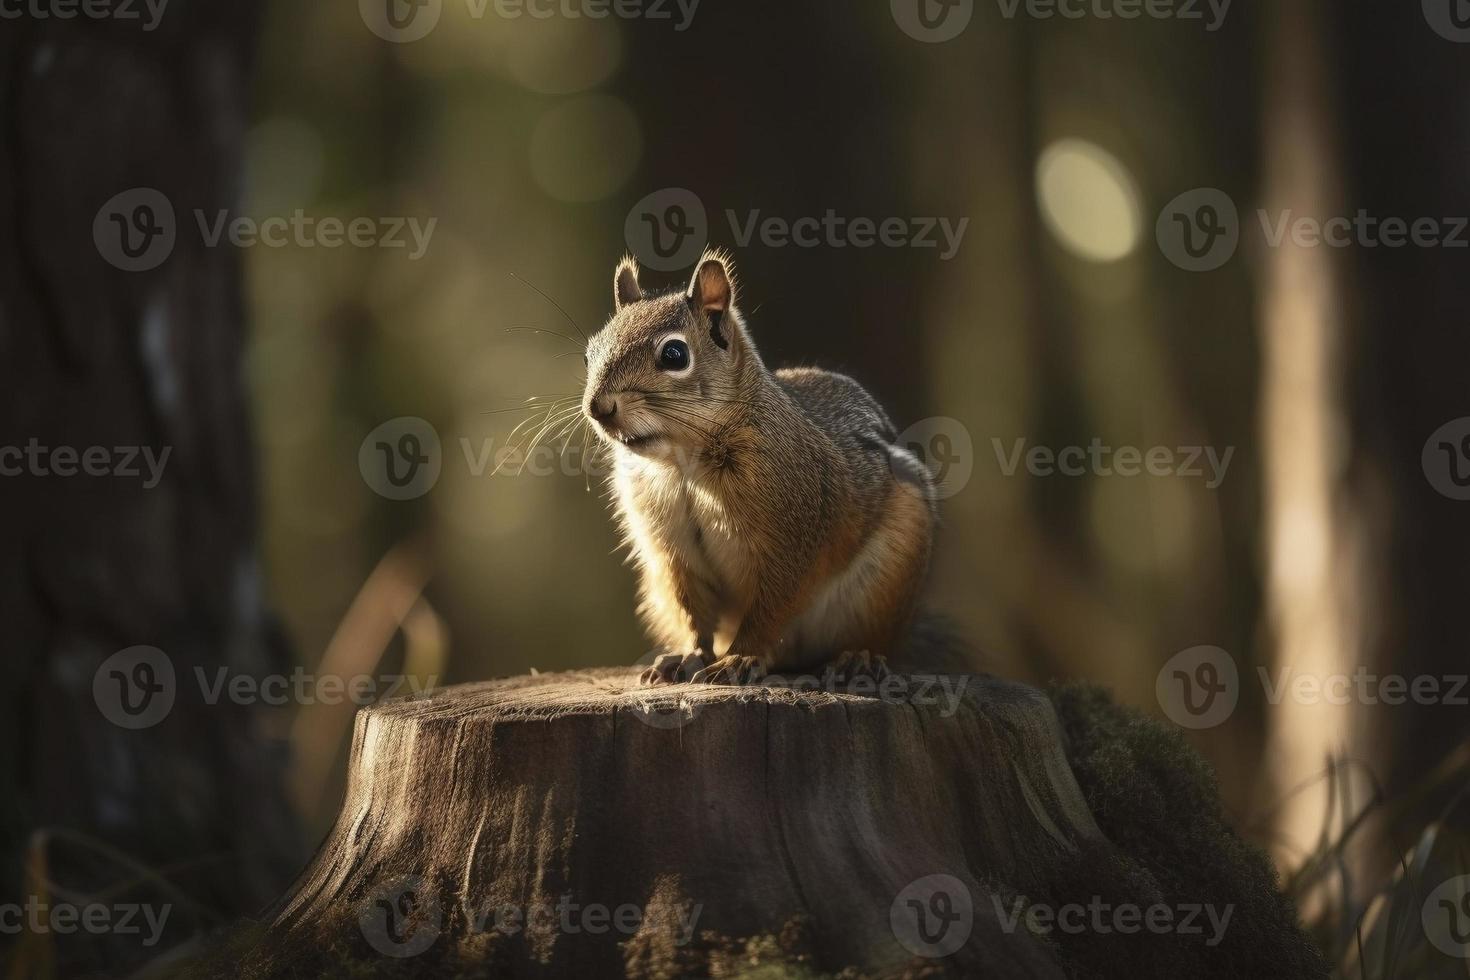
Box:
(616, 431), (662, 450)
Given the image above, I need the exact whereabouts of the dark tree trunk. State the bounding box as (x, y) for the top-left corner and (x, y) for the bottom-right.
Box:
(0, 3), (298, 974)
(1334, 2), (1470, 870)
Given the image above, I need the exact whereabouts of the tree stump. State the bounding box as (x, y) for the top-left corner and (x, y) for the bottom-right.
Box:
(236, 668), (1144, 978)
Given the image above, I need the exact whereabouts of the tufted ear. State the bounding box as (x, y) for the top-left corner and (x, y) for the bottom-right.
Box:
(687, 251), (734, 315)
(687, 251), (737, 350)
(614, 255), (643, 309)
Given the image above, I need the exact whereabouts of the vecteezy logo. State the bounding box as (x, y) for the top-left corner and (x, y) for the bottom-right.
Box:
(360, 0), (442, 43)
(1422, 417), (1470, 500)
(1422, 875), (1470, 958)
(892, 417), (975, 500)
(359, 417), (442, 500)
(1156, 188), (1240, 272)
(93, 189), (176, 272)
(890, 0), (973, 42)
(1424, 0), (1470, 42)
(1156, 645), (1239, 729)
(93, 646), (176, 730)
(891, 874), (973, 958)
(624, 188), (708, 272)
(359, 874), (443, 958)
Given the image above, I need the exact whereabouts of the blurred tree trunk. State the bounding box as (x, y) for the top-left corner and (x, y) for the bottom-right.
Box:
(0, 4), (299, 974)
(1332, 1), (1470, 875)
(1257, 0), (1366, 879)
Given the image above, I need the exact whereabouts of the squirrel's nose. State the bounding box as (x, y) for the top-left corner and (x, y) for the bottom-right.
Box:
(588, 395), (618, 424)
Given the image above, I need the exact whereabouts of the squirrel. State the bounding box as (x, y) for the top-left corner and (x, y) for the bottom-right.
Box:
(582, 250), (937, 686)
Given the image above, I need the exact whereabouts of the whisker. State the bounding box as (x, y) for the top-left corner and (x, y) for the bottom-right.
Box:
(512, 405), (580, 450)
(481, 402), (573, 416)
(506, 325), (582, 348)
(496, 403), (577, 476)
(642, 396), (742, 429)
(479, 392), (581, 416)
(581, 420), (593, 492)
(504, 399), (577, 445)
(518, 406), (585, 473)
(509, 273), (589, 345)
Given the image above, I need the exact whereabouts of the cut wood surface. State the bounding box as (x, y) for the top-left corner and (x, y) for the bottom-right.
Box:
(241, 668), (1140, 978)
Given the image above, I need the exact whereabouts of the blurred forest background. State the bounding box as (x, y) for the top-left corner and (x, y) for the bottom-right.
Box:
(247, 0), (1470, 857)
(3, 0), (1469, 975)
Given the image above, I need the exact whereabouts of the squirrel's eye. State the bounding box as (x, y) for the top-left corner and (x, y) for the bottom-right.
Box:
(658, 339), (690, 372)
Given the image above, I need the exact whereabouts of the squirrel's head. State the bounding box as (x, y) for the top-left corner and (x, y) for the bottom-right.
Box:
(583, 249), (755, 458)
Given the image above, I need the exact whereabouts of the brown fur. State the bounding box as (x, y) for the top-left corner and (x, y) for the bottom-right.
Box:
(583, 251), (936, 684)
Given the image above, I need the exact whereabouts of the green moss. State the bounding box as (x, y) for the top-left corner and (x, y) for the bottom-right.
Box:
(1047, 682), (1330, 979)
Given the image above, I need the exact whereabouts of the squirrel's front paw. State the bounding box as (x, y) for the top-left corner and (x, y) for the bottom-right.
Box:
(821, 650), (891, 683)
(639, 650), (712, 686)
(689, 655), (767, 686)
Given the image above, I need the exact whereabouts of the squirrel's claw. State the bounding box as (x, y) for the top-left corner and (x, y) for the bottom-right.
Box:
(821, 650), (891, 685)
(689, 654), (767, 686)
(639, 650), (712, 686)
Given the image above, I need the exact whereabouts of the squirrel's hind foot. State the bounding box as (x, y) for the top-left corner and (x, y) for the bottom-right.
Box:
(689, 655), (768, 686)
(638, 650), (713, 686)
(821, 650), (891, 684)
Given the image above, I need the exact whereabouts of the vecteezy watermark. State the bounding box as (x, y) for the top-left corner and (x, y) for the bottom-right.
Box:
(93, 188), (436, 272)
(1158, 187), (1470, 272)
(1156, 646), (1470, 730)
(359, 0), (699, 43)
(1156, 645), (1239, 730)
(0, 897), (171, 947)
(1155, 188), (1239, 272)
(464, 897), (701, 945)
(625, 655), (974, 731)
(624, 188), (707, 272)
(93, 647), (176, 730)
(94, 188), (176, 272)
(728, 210), (969, 261)
(890, 0), (974, 42)
(992, 438), (1234, 488)
(360, 417), (443, 500)
(892, 0), (1229, 42)
(890, 874), (974, 958)
(1423, 875), (1470, 958)
(361, 417), (976, 501)
(194, 210), (435, 259)
(93, 645), (437, 730)
(624, 188), (969, 272)
(991, 0), (1230, 30)
(1259, 666), (1469, 709)
(360, 875), (443, 958)
(1423, 0), (1470, 43)
(993, 895), (1234, 946)
(0, 440), (170, 489)
(0, 0), (169, 30)
(359, 875), (702, 958)
(1422, 417), (1470, 501)
(895, 417), (975, 500)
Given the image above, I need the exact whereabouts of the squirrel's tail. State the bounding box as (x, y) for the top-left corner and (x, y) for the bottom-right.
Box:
(891, 611), (979, 675)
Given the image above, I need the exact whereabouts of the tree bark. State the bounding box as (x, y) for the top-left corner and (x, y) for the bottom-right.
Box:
(0, 6), (298, 975)
(241, 669), (1120, 978)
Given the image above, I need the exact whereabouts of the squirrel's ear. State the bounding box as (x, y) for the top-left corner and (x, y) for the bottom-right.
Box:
(688, 252), (738, 351)
(614, 255), (642, 309)
(687, 252), (735, 316)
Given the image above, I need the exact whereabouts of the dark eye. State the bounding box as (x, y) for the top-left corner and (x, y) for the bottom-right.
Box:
(658, 339), (690, 371)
